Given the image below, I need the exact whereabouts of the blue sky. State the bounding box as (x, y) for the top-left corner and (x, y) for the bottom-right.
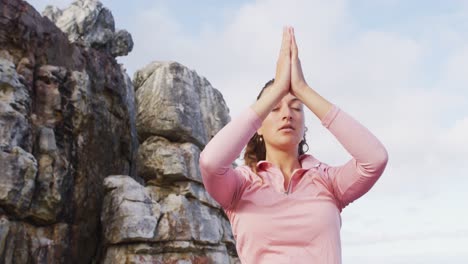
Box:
(29, 1), (468, 263)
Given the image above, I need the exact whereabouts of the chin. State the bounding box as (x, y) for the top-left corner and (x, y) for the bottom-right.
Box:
(272, 140), (300, 151)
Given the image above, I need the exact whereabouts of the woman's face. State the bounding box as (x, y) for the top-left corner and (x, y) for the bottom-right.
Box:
(258, 92), (305, 152)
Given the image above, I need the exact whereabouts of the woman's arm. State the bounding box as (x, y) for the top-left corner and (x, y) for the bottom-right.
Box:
(320, 106), (388, 209)
(199, 107), (262, 209)
(294, 83), (388, 209)
(252, 26), (293, 118)
(199, 27), (293, 208)
(199, 89), (288, 209)
(290, 27), (388, 209)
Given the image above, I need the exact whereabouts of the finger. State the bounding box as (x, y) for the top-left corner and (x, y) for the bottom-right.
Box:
(279, 26), (291, 57)
(291, 27), (299, 59)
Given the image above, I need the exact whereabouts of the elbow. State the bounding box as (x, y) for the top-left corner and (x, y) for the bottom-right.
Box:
(199, 152), (218, 194)
(371, 146), (389, 175)
(199, 151), (212, 176)
(358, 146), (389, 177)
(199, 151), (224, 178)
(376, 146), (389, 167)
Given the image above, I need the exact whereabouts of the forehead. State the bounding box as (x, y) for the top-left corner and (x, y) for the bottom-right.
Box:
(281, 93), (301, 103)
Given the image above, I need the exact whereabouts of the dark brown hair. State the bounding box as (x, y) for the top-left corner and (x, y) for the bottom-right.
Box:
(243, 79), (309, 172)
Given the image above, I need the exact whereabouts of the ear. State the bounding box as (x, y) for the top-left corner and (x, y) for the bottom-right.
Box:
(257, 127), (263, 136)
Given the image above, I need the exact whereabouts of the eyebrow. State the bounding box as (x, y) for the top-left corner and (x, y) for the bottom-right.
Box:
(274, 98), (302, 108)
(288, 98), (302, 104)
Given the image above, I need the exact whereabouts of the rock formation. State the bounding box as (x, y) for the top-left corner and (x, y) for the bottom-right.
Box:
(42, 0), (133, 57)
(0, 0), (137, 262)
(101, 61), (237, 263)
(1, 0), (238, 263)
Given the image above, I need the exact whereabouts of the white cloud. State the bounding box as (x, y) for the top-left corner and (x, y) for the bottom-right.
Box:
(27, 0), (72, 11)
(441, 45), (468, 90)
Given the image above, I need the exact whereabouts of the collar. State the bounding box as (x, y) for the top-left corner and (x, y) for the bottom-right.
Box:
(256, 154), (321, 172)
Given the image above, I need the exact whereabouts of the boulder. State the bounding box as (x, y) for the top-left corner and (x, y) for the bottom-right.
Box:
(134, 61), (230, 148)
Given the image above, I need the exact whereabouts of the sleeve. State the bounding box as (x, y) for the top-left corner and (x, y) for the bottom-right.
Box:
(321, 105), (389, 210)
(199, 107), (262, 209)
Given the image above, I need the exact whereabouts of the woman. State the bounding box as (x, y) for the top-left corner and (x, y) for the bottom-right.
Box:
(199, 26), (388, 264)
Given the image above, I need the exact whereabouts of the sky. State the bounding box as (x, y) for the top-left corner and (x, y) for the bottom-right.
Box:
(29, 0), (468, 263)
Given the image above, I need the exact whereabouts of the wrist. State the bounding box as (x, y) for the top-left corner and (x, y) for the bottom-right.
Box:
(252, 86), (284, 119)
(266, 83), (289, 98)
(293, 82), (311, 99)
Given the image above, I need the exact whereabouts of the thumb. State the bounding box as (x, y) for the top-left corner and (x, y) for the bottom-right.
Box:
(291, 27), (299, 60)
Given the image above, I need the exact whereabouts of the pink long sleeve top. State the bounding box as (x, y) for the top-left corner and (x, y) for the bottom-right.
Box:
(199, 105), (388, 264)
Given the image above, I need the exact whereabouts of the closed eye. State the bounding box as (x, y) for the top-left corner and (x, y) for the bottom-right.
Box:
(289, 98), (303, 111)
(291, 104), (303, 111)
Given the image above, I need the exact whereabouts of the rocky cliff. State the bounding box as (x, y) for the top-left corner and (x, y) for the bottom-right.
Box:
(0, 0), (237, 263)
(101, 61), (237, 263)
(1, 0), (134, 262)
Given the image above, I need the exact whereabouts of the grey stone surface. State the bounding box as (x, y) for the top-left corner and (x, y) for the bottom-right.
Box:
(156, 194), (223, 243)
(134, 61), (230, 148)
(0, 147), (37, 218)
(111, 30), (133, 57)
(101, 176), (240, 263)
(0, 216), (70, 264)
(102, 176), (161, 244)
(103, 243), (233, 264)
(0, 58), (31, 152)
(102, 59), (238, 262)
(43, 0), (133, 57)
(138, 136), (202, 184)
(0, 0), (138, 262)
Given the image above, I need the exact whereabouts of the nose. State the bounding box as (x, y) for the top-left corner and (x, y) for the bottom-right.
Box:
(281, 106), (293, 120)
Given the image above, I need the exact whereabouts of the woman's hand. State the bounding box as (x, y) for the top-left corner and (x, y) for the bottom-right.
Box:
(271, 26), (292, 98)
(288, 27), (333, 121)
(290, 27), (309, 97)
(251, 27), (293, 119)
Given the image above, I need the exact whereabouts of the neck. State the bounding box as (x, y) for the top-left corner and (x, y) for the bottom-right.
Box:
(265, 146), (301, 179)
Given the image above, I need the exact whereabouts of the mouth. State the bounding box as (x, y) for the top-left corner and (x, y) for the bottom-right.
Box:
(278, 124), (295, 132)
